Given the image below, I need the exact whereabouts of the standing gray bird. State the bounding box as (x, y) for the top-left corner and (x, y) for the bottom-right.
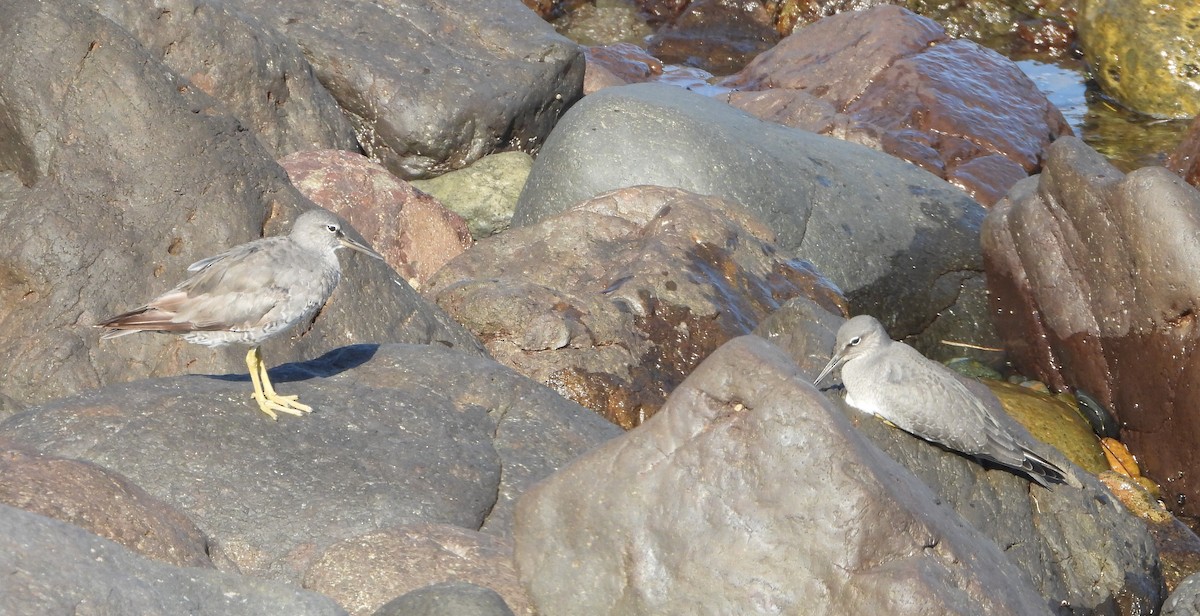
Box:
(97, 208), (383, 420)
(815, 315), (1069, 487)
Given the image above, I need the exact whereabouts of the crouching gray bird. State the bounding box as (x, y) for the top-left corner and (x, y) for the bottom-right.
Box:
(815, 315), (1072, 488)
(97, 208), (383, 420)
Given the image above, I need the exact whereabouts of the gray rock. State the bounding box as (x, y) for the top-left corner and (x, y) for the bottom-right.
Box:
(0, 343), (620, 581)
(228, 0), (584, 179)
(0, 504), (345, 616)
(0, 0), (483, 406)
(374, 581), (515, 616)
(411, 152), (533, 240)
(512, 82), (995, 360)
(514, 335), (1054, 615)
(1164, 573), (1200, 616)
(92, 0), (359, 157)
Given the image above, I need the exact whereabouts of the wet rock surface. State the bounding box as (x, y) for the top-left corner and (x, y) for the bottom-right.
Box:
(718, 6), (1071, 207)
(982, 136), (1200, 526)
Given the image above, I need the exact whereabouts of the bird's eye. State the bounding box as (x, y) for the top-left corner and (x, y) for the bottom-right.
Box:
(325, 224), (338, 233)
(849, 336), (861, 346)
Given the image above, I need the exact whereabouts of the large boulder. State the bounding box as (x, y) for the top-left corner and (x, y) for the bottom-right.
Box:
(513, 83), (996, 360)
(0, 343), (621, 581)
(982, 136), (1200, 525)
(514, 335), (1156, 614)
(227, 0), (585, 178)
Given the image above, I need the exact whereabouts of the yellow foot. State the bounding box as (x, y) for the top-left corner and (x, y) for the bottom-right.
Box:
(251, 391), (313, 420)
(246, 346), (314, 421)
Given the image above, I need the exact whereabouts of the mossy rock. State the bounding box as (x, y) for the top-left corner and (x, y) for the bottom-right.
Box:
(1077, 0), (1200, 118)
(984, 379), (1109, 474)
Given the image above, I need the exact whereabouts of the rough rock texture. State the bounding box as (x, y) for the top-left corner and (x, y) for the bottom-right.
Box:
(373, 581), (515, 616)
(1077, 0), (1200, 119)
(0, 445), (215, 569)
(514, 335), (1056, 615)
(718, 5), (1071, 206)
(982, 136), (1200, 524)
(92, 0), (359, 157)
(1164, 572), (1200, 616)
(281, 149), (473, 289)
(304, 523), (530, 616)
(432, 185), (847, 427)
(0, 504), (345, 616)
(410, 152), (533, 240)
(227, 0), (585, 179)
(0, 0), (484, 407)
(0, 343), (620, 581)
(513, 83), (997, 361)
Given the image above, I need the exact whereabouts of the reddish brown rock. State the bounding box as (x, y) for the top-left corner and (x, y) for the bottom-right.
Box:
(0, 444), (214, 569)
(427, 186), (847, 428)
(280, 150), (472, 289)
(1168, 114), (1200, 187)
(304, 523), (530, 616)
(718, 5), (1071, 206)
(645, 0), (780, 75)
(983, 136), (1200, 524)
(584, 43), (664, 94)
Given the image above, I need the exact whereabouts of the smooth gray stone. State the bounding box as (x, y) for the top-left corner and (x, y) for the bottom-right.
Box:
(513, 83), (994, 359)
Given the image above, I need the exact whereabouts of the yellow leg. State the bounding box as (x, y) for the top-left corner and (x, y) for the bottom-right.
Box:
(245, 347), (313, 420)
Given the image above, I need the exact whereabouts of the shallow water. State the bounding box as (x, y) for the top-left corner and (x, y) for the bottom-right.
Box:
(556, 3), (1194, 176)
(1016, 58), (1192, 172)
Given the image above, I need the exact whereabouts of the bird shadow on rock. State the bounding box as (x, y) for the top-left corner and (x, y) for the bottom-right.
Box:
(204, 344), (380, 384)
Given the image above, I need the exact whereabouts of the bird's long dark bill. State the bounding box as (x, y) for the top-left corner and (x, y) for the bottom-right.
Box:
(339, 236), (384, 260)
(814, 353), (844, 385)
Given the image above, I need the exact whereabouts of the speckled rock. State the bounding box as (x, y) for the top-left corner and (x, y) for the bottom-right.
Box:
(304, 523), (530, 616)
(0, 504), (344, 615)
(0, 343), (620, 581)
(516, 335), (1162, 614)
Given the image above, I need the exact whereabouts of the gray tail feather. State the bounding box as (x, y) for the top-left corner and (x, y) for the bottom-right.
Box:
(1022, 449), (1072, 488)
